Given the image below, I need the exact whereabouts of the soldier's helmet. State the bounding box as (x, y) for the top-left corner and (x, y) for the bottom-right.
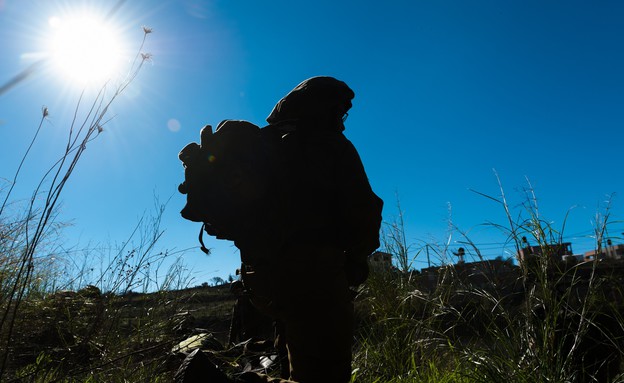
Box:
(266, 76), (354, 130)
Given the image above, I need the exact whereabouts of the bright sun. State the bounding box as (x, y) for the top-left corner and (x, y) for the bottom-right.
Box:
(48, 13), (123, 85)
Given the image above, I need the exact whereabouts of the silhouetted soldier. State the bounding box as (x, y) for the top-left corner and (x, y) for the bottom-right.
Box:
(233, 76), (383, 383)
(176, 76), (382, 383)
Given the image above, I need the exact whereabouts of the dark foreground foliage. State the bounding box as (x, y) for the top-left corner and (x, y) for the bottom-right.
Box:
(3, 284), (235, 382)
(5, 255), (624, 382)
(353, 257), (624, 383)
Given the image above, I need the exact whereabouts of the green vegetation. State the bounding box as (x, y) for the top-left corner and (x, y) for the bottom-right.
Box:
(2, 282), (234, 382)
(4, 173), (623, 382)
(351, 183), (624, 383)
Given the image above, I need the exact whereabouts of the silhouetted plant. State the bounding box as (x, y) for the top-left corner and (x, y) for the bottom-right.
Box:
(0, 25), (153, 380)
(382, 193), (418, 273)
(352, 176), (624, 383)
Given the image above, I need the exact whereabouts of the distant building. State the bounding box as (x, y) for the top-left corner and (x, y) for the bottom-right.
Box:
(583, 243), (624, 261)
(419, 258), (518, 291)
(517, 242), (574, 262)
(369, 251), (393, 271)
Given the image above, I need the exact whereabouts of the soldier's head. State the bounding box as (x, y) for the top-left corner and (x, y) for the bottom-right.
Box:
(266, 76), (354, 131)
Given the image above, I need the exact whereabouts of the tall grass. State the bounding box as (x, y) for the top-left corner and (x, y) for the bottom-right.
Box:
(0, 24), (201, 381)
(353, 178), (624, 383)
(382, 194), (417, 273)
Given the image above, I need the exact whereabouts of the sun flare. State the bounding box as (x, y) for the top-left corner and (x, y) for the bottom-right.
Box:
(48, 13), (124, 85)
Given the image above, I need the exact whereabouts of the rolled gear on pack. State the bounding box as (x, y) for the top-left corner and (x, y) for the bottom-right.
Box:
(178, 120), (283, 251)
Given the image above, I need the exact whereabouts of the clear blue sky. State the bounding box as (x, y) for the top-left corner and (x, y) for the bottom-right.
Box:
(1, 0), (623, 284)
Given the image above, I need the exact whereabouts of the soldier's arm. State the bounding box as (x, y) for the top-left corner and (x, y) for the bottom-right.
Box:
(338, 139), (383, 260)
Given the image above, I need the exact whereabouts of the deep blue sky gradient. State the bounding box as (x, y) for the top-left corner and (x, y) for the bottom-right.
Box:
(1, 0), (623, 283)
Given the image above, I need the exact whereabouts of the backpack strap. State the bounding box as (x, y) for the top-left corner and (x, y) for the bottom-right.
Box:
(198, 224), (210, 255)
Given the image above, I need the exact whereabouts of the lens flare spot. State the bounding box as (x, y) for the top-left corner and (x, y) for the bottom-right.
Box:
(168, 118), (181, 132)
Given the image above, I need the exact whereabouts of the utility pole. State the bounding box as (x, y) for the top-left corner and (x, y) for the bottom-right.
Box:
(426, 245), (431, 268)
